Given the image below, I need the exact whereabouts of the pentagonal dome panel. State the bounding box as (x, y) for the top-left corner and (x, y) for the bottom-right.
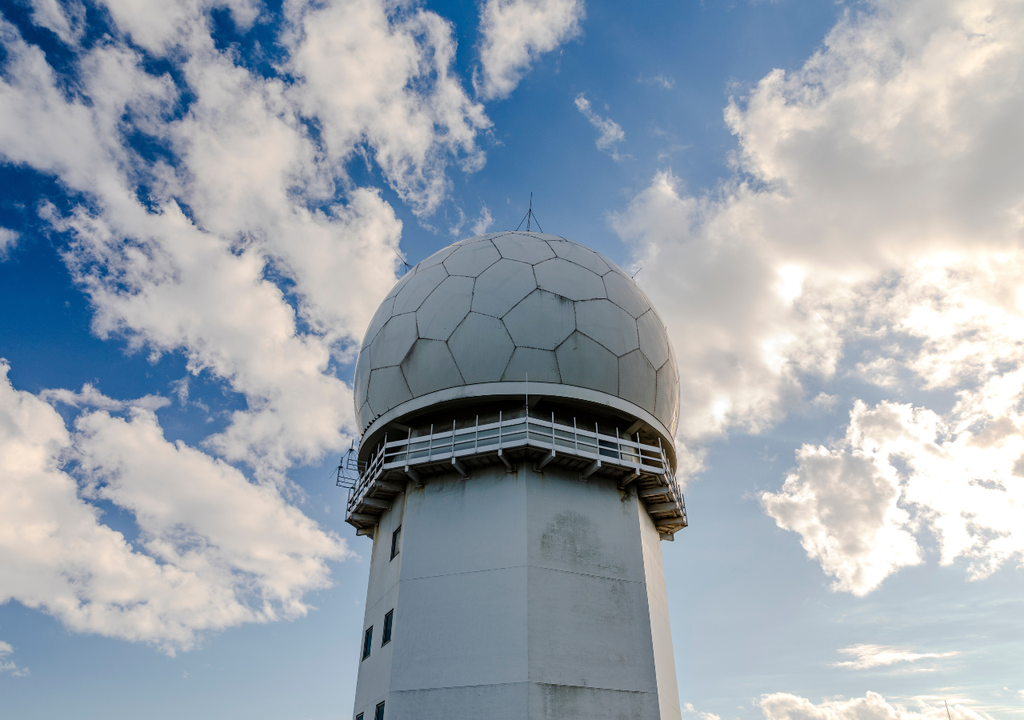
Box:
(367, 366), (413, 416)
(502, 289), (575, 350)
(443, 241), (500, 277)
(618, 349), (656, 415)
(555, 331), (618, 396)
(370, 313), (417, 369)
(401, 339), (464, 396)
(550, 239), (612, 276)
(575, 299), (640, 357)
(493, 233), (556, 263)
(637, 310), (670, 370)
(394, 264), (448, 315)
(417, 276), (473, 340)
(534, 258), (606, 301)
(449, 313), (515, 384)
(471, 259), (536, 318)
(604, 271), (650, 319)
(502, 347), (560, 383)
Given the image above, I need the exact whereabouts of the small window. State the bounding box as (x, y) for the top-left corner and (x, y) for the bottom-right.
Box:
(375, 702), (385, 720)
(382, 609), (393, 646)
(356, 715), (364, 720)
(390, 526), (401, 560)
(362, 626), (373, 660)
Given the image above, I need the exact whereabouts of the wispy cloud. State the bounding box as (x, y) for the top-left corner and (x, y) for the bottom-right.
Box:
(0, 641), (28, 677)
(574, 94), (626, 161)
(832, 644), (959, 670)
(637, 73), (674, 89)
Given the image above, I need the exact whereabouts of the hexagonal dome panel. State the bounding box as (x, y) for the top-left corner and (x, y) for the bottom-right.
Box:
(417, 276), (473, 340)
(503, 289), (575, 350)
(575, 299), (640, 357)
(443, 241), (500, 277)
(471, 259), (536, 318)
(534, 258), (606, 301)
(352, 232), (678, 436)
(450, 313), (515, 384)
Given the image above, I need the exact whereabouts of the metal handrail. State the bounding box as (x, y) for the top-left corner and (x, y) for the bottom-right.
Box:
(346, 412), (677, 516)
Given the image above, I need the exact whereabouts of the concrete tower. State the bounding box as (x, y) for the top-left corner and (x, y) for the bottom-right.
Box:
(344, 232), (686, 720)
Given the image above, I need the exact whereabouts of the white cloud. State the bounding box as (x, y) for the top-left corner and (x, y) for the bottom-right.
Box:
(832, 644), (959, 670)
(611, 0), (1024, 590)
(574, 94), (626, 160)
(762, 392), (1024, 595)
(284, 0), (490, 215)
(471, 205), (494, 235)
(0, 362), (348, 653)
(0, 640), (28, 677)
(612, 0), (1024, 441)
(476, 0), (585, 100)
(0, 227), (18, 259)
(684, 702), (722, 720)
(28, 0), (85, 44)
(0, 0), (492, 648)
(760, 691), (993, 720)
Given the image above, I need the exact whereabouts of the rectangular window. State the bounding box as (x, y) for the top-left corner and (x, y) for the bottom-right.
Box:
(390, 526), (401, 560)
(362, 626), (373, 660)
(356, 715), (363, 720)
(382, 609), (393, 646)
(375, 702), (385, 720)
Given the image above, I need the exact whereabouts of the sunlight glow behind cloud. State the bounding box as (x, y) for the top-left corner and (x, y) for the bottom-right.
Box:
(612, 0), (1024, 593)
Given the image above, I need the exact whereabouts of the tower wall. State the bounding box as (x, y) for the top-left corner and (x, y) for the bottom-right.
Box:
(352, 462), (681, 720)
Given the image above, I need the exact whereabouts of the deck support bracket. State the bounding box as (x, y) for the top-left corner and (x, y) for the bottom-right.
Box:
(535, 449), (556, 471)
(451, 456), (469, 479)
(498, 449), (513, 473)
(405, 465), (422, 487)
(580, 459), (601, 481)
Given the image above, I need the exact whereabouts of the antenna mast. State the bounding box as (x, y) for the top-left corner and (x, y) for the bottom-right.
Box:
(516, 193), (544, 233)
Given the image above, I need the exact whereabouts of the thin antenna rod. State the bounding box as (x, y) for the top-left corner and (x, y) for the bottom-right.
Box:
(515, 193), (544, 233)
(945, 701), (953, 720)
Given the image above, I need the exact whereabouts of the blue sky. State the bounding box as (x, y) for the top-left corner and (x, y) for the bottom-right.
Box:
(1, 0), (1023, 718)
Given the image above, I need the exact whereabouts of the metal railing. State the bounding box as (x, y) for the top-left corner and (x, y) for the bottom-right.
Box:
(345, 411), (685, 521)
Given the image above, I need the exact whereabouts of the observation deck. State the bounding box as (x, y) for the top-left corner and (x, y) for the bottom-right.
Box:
(340, 408), (687, 538)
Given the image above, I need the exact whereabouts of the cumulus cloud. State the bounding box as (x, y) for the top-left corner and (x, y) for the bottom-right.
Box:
(0, 0), (494, 646)
(0, 363), (348, 653)
(575, 94), (626, 160)
(831, 644), (959, 670)
(760, 691), (993, 720)
(476, 0), (585, 100)
(612, 0), (1024, 590)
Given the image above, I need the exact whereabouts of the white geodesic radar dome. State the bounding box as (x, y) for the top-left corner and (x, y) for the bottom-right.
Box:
(353, 232), (679, 439)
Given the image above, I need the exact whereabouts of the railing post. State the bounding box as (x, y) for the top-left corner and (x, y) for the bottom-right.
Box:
(451, 419), (456, 457)
(429, 424), (434, 461)
(573, 416), (578, 455)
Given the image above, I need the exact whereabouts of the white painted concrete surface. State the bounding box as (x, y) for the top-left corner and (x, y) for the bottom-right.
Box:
(351, 462), (681, 720)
